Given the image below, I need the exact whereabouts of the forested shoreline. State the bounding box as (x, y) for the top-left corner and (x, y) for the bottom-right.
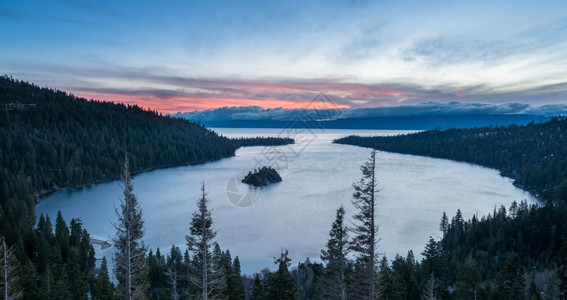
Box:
(332, 120), (567, 299)
(334, 117), (567, 202)
(0, 76), (294, 197)
(0, 76), (293, 299)
(2, 75), (567, 299)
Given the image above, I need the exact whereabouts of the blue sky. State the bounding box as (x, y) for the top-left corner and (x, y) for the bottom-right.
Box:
(1, 0), (566, 112)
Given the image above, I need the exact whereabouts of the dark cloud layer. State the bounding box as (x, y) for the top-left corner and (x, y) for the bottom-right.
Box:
(174, 101), (567, 122)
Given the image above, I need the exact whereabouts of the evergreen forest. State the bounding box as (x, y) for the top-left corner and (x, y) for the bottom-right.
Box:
(1, 76), (567, 299)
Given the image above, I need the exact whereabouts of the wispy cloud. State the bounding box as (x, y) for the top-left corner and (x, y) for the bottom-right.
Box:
(1, 1), (566, 112)
(403, 18), (567, 68)
(5, 59), (567, 113)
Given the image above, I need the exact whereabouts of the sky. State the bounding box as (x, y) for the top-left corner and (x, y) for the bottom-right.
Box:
(1, 0), (567, 113)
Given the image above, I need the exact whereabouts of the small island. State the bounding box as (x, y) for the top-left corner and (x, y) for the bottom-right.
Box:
(242, 166), (282, 187)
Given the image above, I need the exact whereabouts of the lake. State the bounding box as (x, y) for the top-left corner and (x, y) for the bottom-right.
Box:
(36, 128), (537, 275)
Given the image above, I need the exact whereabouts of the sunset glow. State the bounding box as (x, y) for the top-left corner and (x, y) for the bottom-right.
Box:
(1, 1), (566, 112)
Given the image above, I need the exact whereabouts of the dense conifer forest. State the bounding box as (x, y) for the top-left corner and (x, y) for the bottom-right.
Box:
(333, 119), (567, 299)
(0, 76), (290, 299)
(2, 75), (567, 299)
(0, 76), (238, 194)
(334, 118), (567, 202)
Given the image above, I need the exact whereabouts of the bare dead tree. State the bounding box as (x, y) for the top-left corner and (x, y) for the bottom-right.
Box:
(0, 236), (21, 300)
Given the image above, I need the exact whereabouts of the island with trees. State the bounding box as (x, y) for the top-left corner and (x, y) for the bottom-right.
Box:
(231, 136), (294, 147)
(242, 166), (282, 187)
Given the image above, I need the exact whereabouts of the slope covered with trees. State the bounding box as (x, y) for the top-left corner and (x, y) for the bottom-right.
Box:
(0, 76), (292, 299)
(0, 75), (238, 195)
(332, 120), (567, 299)
(334, 117), (567, 202)
(3, 75), (567, 299)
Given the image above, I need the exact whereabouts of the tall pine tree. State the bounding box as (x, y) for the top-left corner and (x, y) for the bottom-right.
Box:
(350, 150), (379, 300)
(113, 156), (149, 299)
(186, 182), (222, 300)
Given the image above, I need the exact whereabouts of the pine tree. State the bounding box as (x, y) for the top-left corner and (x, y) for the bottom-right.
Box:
(165, 245), (183, 300)
(265, 250), (297, 300)
(377, 256), (393, 299)
(93, 257), (115, 300)
(67, 248), (88, 300)
(51, 253), (73, 299)
(0, 236), (21, 300)
(320, 205), (349, 300)
(250, 274), (266, 300)
(211, 243), (228, 299)
(148, 247), (167, 298)
(113, 156), (149, 300)
(452, 209), (465, 245)
(439, 212), (449, 237)
(390, 255), (410, 300)
(19, 258), (38, 299)
(186, 182), (222, 300)
(350, 150), (379, 300)
(231, 256), (246, 300)
(55, 211), (70, 262)
(421, 237), (446, 298)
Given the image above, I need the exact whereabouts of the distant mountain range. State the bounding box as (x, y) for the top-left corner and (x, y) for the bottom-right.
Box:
(173, 102), (566, 129)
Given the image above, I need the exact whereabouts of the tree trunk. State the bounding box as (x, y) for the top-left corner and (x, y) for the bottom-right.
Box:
(126, 217), (131, 300)
(369, 151), (376, 300)
(202, 200), (208, 300)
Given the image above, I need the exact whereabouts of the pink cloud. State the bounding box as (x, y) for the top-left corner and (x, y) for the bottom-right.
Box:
(71, 79), (410, 113)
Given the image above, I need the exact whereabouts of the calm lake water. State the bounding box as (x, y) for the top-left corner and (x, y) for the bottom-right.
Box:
(36, 128), (537, 274)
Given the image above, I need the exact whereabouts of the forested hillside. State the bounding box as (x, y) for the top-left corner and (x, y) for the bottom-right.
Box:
(2, 75), (567, 299)
(0, 75), (239, 194)
(334, 117), (567, 202)
(0, 76), (291, 299)
(332, 119), (567, 299)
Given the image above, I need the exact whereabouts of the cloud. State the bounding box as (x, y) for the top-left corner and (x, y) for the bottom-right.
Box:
(4, 57), (567, 114)
(174, 101), (567, 124)
(404, 18), (567, 68)
(2, 1), (567, 114)
(340, 102), (532, 118)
